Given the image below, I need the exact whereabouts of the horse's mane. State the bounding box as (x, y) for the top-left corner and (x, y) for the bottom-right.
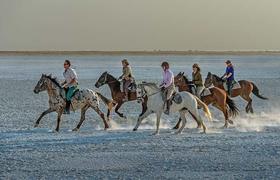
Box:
(182, 75), (190, 84)
(141, 82), (159, 91)
(106, 72), (120, 85)
(211, 73), (223, 81)
(44, 74), (62, 89)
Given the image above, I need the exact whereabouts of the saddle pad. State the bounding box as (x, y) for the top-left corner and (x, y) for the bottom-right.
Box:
(201, 88), (211, 97)
(223, 81), (241, 91)
(172, 93), (182, 104)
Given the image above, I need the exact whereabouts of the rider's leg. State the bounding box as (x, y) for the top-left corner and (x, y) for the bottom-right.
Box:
(65, 87), (74, 114)
(227, 80), (233, 96)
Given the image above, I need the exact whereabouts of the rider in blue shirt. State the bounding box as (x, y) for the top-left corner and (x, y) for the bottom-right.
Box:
(222, 60), (234, 96)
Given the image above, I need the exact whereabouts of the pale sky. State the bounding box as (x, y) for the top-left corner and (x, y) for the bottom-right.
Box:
(1, 0), (280, 51)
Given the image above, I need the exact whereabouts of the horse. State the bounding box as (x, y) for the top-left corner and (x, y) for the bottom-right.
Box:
(133, 82), (212, 135)
(33, 74), (113, 132)
(204, 72), (268, 113)
(95, 71), (147, 119)
(174, 72), (239, 128)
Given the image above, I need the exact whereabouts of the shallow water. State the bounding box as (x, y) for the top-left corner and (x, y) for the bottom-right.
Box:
(0, 55), (280, 179)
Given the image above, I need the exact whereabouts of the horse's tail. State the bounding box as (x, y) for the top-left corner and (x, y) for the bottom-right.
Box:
(251, 82), (268, 100)
(96, 92), (117, 110)
(194, 96), (212, 121)
(226, 95), (239, 118)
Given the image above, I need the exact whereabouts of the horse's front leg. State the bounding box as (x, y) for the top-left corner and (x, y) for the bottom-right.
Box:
(153, 112), (162, 135)
(133, 110), (152, 131)
(55, 109), (63, 132)
(115, 102), (126, 118)
(34, 108), (54, 127)
(173, 118), (182, 129)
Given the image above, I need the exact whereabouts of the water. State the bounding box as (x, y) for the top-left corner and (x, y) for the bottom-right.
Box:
(0, 54), (280, 179)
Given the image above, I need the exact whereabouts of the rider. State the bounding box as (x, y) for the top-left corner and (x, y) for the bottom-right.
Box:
(160, 61), (175, 115)
(191, 63), (204, 98)
(61, 60), (78, 114)
(119, 59), (134, 102)
(222, 60), (234, 96)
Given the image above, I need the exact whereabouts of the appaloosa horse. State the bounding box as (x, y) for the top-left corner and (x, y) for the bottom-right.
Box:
(95, 72), (147, 119)
(174, 72), (239, 128)
(204, 72), (268, 113)
(33, 74), (113, 132)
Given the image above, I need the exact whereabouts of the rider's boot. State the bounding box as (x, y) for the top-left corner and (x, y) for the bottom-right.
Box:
(64, 100), (71, 114)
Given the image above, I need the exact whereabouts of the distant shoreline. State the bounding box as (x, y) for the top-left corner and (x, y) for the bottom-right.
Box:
(1, 50), (280, 56)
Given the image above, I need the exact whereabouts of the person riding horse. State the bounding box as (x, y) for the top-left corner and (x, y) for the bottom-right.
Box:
(61, 60), (78, 114)
(222, 60), (234, 96)
(190, 63), (204, 99)
(160, 61), (175, 115)
(119, 59), (134, 102)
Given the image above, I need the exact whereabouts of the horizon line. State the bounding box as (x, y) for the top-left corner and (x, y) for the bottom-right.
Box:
(1, 50), (280, 56)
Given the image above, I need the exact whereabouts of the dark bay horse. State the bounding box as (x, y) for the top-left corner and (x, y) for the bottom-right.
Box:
(174, 72), (239, 128)
(95, 72), (147, 119)
(204, 72), (268, 113)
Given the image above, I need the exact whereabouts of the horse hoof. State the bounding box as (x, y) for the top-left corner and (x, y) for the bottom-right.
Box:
(152, 132), (159, 135)
(133, 128), (137, 131)
(72, 128), (79, 132)
(34, 123), (39, 128)
(175, 131), (182, 135)
(172, 126), (179, 130)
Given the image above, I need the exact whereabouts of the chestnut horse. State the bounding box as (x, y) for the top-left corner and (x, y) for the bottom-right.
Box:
(95, 72), (147, 119)
(204, 72), (268, 113)
(174, 72), (239, 128)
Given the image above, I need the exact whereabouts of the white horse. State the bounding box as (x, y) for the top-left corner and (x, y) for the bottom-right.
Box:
(133, 83), (212, 135)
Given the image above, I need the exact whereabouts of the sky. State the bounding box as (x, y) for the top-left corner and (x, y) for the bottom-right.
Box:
(0, 0), (280, 51)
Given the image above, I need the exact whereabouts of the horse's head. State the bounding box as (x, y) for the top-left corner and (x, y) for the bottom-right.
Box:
(174, 72), (186, 87)
(204, 72), (213, 88)
(33, 74), (49, 94)
(95, 71), (108, 88)
(136, 83), (145, 103)
(136, 82), (159, 103)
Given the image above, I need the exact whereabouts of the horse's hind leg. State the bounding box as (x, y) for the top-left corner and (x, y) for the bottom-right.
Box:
(212, 104), (231, 128)
(73, 105), (89, 131)
(241, 94), (253, 113)
(91, 105), (109, 130)
(176, 111), (187, 134)
(189, 110), (206, 133)
(173, 118), (182, 129)
(34, 108), (54, 127)
(189, 112), (202, 129)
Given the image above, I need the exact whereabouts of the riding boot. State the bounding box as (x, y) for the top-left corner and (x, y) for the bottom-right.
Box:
(64, 100), (71, 114)
(164, 100), (170, 115)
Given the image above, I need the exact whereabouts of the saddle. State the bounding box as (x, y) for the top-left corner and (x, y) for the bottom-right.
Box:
(200, 88), (212, 97)
(223, 80), (241, 91)
(128, 82), (137, 92)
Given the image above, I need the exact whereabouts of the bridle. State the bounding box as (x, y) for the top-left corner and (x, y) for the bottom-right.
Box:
(137, 84), (162, 102)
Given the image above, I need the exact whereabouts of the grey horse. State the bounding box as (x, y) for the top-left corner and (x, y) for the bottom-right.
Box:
(33, 74), (114, 132)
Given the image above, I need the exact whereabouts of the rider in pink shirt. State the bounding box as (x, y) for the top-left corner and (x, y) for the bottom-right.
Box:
(160, 61), (175, 115)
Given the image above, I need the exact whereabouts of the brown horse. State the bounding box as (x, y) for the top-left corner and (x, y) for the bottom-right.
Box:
(173, 72), (239, 128)
(204, 72), (268, 113)
(95, 72), (147, 119)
